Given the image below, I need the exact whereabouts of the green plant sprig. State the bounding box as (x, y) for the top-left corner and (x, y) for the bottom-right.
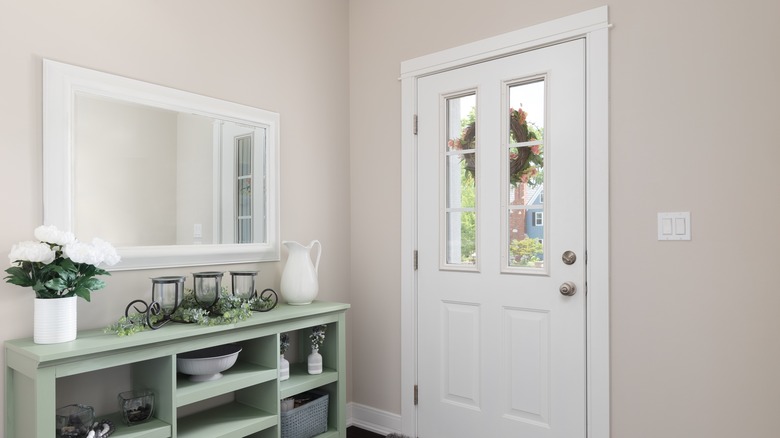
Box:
(310, 325), (327, 350)
(280, 332), (290, 355)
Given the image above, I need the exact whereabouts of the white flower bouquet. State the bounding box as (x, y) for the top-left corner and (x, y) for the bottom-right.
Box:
(5, 225), (120, 301)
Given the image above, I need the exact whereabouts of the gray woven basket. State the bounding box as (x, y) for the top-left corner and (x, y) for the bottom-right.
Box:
(281, 391), (329, 438)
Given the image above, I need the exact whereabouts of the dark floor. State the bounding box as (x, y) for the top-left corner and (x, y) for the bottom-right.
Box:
(347, 425), (385, 438)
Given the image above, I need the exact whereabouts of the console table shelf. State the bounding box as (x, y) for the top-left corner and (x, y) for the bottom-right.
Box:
(280, 364), (338, 399)
(176, 402), (277, 438)
(100, 413), (170, 438)
(4, 301), (349, 438)
(176, 362), (277, 407)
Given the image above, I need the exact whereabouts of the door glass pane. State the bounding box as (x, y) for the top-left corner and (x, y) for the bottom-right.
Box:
(447, 153), (475, 208)
(507, 80), (545, 269)
(235, 135), (253, 244)
(445, 94), (477, 266)
(237, 218), (251, 244)
(238, 178), (252, 215)
(446, 211), (476, 265)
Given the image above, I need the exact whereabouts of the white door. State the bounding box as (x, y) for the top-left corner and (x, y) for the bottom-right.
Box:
(218, 122), (267, 244)
(417, 39), (586, 437)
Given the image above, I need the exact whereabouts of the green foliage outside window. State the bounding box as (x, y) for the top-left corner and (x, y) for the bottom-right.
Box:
(459, 167), (476, 263)
(510, 237), (544, 267)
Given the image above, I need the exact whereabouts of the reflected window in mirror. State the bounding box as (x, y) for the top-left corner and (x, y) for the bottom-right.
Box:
(228, 128), (265, 245)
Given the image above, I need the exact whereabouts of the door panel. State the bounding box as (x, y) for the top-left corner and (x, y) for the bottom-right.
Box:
(442, 301), (481, 408)
(503, 307), (550, 425)
(417, 39), (586, 438)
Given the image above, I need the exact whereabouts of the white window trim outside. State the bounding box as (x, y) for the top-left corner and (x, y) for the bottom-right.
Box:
(534, 211), (544, 227)
(399, 6), (610, 437)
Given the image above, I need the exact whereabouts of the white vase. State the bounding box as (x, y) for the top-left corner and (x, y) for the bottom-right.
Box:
(34, 296), (77, 344)
(280, 240), (322, 305)
(279, 354), (290, 381)
(307, 347), (323, 375)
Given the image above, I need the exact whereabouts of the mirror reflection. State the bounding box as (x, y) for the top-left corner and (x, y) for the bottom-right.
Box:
(74, 94), (267, 247)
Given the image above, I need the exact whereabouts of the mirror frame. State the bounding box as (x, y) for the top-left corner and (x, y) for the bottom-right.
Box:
(42, 59), (280, 270)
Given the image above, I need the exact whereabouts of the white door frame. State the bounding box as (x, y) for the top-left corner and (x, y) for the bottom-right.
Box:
(399, 6), (610, 437)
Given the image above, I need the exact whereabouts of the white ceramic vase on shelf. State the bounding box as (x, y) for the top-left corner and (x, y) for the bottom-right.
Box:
(279, 354), (290, 381)
(307, 348), (323, 375)
(280, 240), (322, 305)
(34, 296), (77, 344)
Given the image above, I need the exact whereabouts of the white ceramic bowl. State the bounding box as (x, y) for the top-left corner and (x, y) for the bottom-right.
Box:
(177, 344), (242, 382)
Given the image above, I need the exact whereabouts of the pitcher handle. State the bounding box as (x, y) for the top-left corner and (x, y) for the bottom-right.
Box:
(311, 240), (322, 273)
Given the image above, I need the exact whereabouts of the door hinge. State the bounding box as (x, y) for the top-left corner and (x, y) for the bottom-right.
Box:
(413, 114), (418, 135)
(413, 250), (418, 271)
(414, 384), (418, 405)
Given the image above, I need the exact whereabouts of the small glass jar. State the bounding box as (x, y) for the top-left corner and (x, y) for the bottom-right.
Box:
(118, 389), (155, 426)
(56, 404), (94, 438)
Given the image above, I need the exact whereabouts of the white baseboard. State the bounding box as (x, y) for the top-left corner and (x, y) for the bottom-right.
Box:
(348, 402), (403, 435)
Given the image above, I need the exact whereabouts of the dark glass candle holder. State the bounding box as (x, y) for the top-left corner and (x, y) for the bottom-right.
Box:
(124, 276), (186, 329)
(152, 276), (186, 315)
(230, 271), (258, 299)
(192, 271), (223, 309)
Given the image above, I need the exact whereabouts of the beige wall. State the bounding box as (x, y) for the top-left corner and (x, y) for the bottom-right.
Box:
(176, 113), (214, 245)
(3, 0), (780, 436)
(349, 0), (780, 437)
(0, 0), (349, 426)
(76, 96), (179, 246)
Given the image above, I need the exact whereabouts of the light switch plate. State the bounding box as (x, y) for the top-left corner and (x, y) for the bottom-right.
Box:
(658, 212), (691, 240)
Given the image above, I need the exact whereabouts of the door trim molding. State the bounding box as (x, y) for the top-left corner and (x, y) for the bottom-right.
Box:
(400, 6), (610, 437)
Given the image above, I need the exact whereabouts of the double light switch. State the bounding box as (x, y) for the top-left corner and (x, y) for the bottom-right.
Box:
(657, 212), (691, 241)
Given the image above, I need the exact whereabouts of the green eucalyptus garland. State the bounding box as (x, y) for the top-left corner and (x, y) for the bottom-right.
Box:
(106, 288), (276, 336)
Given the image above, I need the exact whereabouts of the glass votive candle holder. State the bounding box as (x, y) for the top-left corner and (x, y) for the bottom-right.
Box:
(192, 271), (223, 308)
(230, 271), (258, 299)
(118, 389), (155, 426)
(56, 404), (94, 438)
(151, 276), (186, 315)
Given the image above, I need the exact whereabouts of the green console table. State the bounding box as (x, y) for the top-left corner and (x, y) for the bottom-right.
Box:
(4, 301), (349, 438)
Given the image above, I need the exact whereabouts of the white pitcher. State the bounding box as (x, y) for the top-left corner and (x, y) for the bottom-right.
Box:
(280, 240), (322, 305)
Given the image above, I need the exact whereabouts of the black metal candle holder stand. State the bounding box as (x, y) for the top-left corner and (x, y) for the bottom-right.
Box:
(229, 271), (278, 312)
(254, 288), (279, 312)
(123, 299), (170, 330)
(123, 276), (186, 330)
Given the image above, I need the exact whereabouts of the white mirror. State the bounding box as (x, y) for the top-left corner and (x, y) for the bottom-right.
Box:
(43, 60), (280, 270)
